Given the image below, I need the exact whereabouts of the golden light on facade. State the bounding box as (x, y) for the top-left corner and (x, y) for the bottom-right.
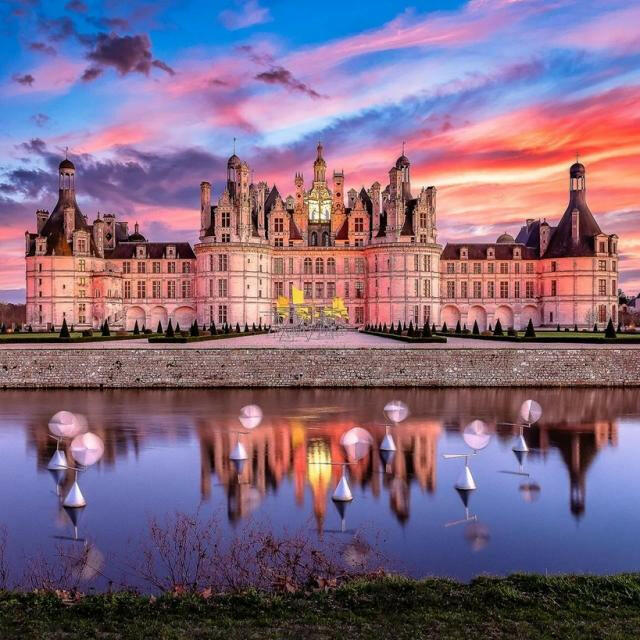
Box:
(307, 439), (332, 491)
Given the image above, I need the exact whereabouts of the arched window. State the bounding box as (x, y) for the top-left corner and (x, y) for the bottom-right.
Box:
(310, 231), (318, 246)
(303, 257), (313, 274)
(315, 258), (324, 274)
(322, 231), (330, 246)
(327, 257), (336, 274)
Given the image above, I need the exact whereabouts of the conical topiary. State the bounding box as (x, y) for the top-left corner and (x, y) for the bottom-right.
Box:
(102, 319), (110, 337)
(524, 318), (536, 338)
(166, 319), (175, 338)
(432, 322), (436, 333)
(59, 317), (70, 338)
(593, 323), (598, 333)
(211, 321), (217, 335)
(441, 322), (448, 333)
(224, 323), (230, 334)
(574, 324), (578, 332)
(422, 322), (432, 338)
(175, 322), (181, 334)
(156, 320), (163, 334)
(488, 323), (493, 333)
(190, 320), (199, 337)
(556, 324), (561, 332)
(389, 322), (395, 333)
(493, 318), (503, 336)
(472, 320), (480, 335)
(235, 322), (241, 333)
(252, 322), (256, 332)
(455, 320), (461, 334)
(133, 320), (140, 335)
(244, 323), (249, 333)
(258, 319), (262, 330)
(383, 323), (387, 333)
(605, 318), (616, 338)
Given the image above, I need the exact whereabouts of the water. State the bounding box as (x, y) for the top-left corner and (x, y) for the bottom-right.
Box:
(1, 387), (640, 587)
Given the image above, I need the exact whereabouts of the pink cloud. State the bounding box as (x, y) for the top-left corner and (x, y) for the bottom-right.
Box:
(219, 0), (271, 30)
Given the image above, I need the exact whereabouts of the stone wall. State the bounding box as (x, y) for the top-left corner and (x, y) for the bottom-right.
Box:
(0, 347), (637, 388)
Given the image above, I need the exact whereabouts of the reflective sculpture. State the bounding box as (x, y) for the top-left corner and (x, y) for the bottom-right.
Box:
(380, 400), (409, 452)
(340, 427), (373, 462)
(443, 419), (491, 491)
(238, 405), (263, 430)
(62, 432), (105, 509)
(47, 410), (85, 470)
(332, 463), (353, 502)
(230, 431), (249, 461)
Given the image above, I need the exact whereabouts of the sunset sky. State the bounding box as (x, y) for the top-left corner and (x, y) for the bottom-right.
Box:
(1, 0), (640, 299)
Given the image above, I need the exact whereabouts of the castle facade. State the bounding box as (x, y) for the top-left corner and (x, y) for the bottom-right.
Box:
(24, 145), (619, 331)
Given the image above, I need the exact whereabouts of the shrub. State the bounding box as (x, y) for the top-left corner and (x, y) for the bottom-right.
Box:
(142, 324), (146, 333)
(389, 322), (395, 333)
(564, 327), (569, 332)
(557, 324), (561, 332)
(441, 321), (448, 333)
(507, 327), (517, 336)
(488, 323), (493, 332)
(133, 320), (140, 335)
(210, 321), (217, 335)
(617, 322), (622, 333)
(493, 319), (503, 336)
(422, 322), (432, 338)
(472, 320), (480, 335)
(224, 323), (230, 334)
(407, 321), (414, 337)
(165, 319), (175, 338)
(252, 322), (256, 332)
(258, 319), (262, 330)
(455, 320), (462, 334)
(156, 321), (163, 334)
(605, 318), (616, 338)
(524, 318), (536, 338)
(431, 322), (436, 333)
(236, 322), (241, 333)
(175, 322), (181, 333)
(190, 321), (199, 337)
(574, 324), (578, 332)
(382, 323), (387, 333)
(0, 323), (6, 334)
(81, 329), (93, 337)
(244, 323), (249, 333)
(28, 325), (33, 333)
(59, 318), (70, 338)
(101, 319), (110, 337)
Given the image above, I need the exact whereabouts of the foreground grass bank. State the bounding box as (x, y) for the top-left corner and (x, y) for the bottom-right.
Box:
(3, 574), (640, 639)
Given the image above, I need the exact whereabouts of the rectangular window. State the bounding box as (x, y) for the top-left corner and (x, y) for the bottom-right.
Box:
(152, 262), (161, 274)
(274, 218), (284, 233)
(423, 279), (431, 297)
(461, 281), (468, 298)
(526, 262), (534, 274)
(218, 279), (228, 297)
(354, 238), (364, 247)
(500, 263), (508, 274)
(447, 281), (455, 298)
(355, 281), (364, 299)
(344, 258), (350, 274)
(500, 281), (508, 298)
(354, 218), (364, 233)
(612, 261), (617, 272)
(599, 279), (606, 296)
(344, 282), (350, 298)
(288, 257), (294, 274)
(612, 280), (617, 296)
(488, 263), (495, 274)
(182, 281), (191, 298)
(525, 281), (534, 298)
(355, 258), (365, 274)
(598, 304), (606, 322)
(461, 263), (468, 274)
(473, 281), (481, 298)
(327, 282), (336, 298)
(274, 238), (284, 247)
(515, 263), (520, 274)
(218, 304), (228, 324)
(355, 307), (365, 324)
(222, 233), (230, 243)
(167, 280), (176, 298)
(487, 281), (495, 297)
(137, 262), (146, 274)
(414, 279), (419, 297)
(123, 262), (131, 274)
(274, 281), (284, 297)
(420, 211), (427, 227)
(78, 259), (85, 272)
(124, 281), (131, 298)
(209, 255), (214, 271)
(599, 241), (606, 253)
(182, 262), (191, 273)
(168, 261), (176, 273)
(315, 282), (325, 299)
(209, 279), (214, 297)
(473, 262), (481, 274)
(137, 280), (146, 298)
(152, 281), (161, 298)
(598, 260), (607, 271)
(514, 281), (520, 298)
(222, 211), (231, 228)
(551, 280), (557, 296)
(414, 255), (419, 271)
(218, 254), (228, 271)
(304, 282), (312, 298)
(273, 258), (284, 274)
(423, 255), (431, 271)
(446, 263), (455, 274)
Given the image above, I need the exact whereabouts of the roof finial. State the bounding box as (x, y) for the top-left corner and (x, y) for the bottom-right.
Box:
(233, 137), (236, 155)
(576, 150), (579, 163)
(402, 140), (406, 156)
(65, 145), (68, 159)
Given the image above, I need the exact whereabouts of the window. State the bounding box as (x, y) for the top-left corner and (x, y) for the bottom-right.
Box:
(344, 258), (350, 274)
(123, 261), (131, 274)
(420, 234), (427, 243)
(221, 211), (231, 228)
(414, 279), (418, 297)
(526, 263), (534, 274)
(152, 281), (161, 298)
(598, 260), (607, 271)
(599, 241), (606, 253)
(315, 258), (324, 274)
(76, 238), (85, 253)
(218, 304), (228, 324)
(461, 263), (468, 274)
(514, 281), (520, 298)
(423, 255), (431, 271)
(446, 262), (455, 274)
(473, 262), (481, 274)
(414, 255), (419, 271)
(500, 263), (508, 274)
(152, 262), (161, 274)
(423, 280), (431, 297)
(551, 280), (557, 296)
(222, 233), (231, 243)
(303, 282), (312, 298)
(137, 281), (146, 298)
(500, 281), (508, 298)
(515, 263), (520, 274)
(78, 259), (85, 272)
(344, 282), (350, 298)
(598, 304), (606, 323)
(168, 262), (176, 273)
(182, 281), (191, 298)
(420, 211), (427, 227)
(288, 258), (294, 273)
(488, 263), (495, 274)
(167, 280), (176, 298)
(274, 238), (284, 247)
(354, 218), (364, 233)
(487, 281), (495, 297)
(209, 279), (214, 297)
(551, 261), (557, 272)
(274, 281), (284, 297)
(599, 279), (606, 296)
(355, 281), (364, 299)
(274, 218), (284, 233)
(447, 281), (455, 298)
(355, 258), (365, 274)
(354, 238), (364, 247)
(218, 279), (228, 297)
(303, 258), (313, 274)
(315, 282), (324, 298)
(473, 281), (481, 298)
(461, 281), (468, 298)
(137, 262), (146, 273)
(612, 280), (617, 296)
(525, 281), (534, 298)
(327, 282), (336, 298)
(423, 305), (431, 324)
(612, 261), (617, 272)
(273, 258), (284, 274)
(355, 307), (365, 325)
(218, 254), (228, 271)
(124, 281), (131, 298)
(182, 262), (191, 273)
(209, 255), (214, 271)
(327, 257), (336, 274)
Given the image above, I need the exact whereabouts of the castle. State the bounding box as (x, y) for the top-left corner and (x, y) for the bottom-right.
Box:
(25, 144), (619, 331)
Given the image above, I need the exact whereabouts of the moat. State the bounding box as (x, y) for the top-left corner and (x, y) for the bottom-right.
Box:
(1, 387), (639, 587)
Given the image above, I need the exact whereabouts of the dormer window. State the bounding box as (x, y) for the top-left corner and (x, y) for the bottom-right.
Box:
(136, 245), (146, 259)
(461, 247), (468, 259)
(166, 245), (176, 258)
(514, 248), (521, 258)
(487, 247), (495, 259)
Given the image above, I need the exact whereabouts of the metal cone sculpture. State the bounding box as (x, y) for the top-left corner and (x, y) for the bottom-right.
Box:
(380, 400), (409, 452)
(443, 419), (491, 491)
(332, 464), (353, 502)
(230, 431), (248, 461)
(62, 432), (104, 509)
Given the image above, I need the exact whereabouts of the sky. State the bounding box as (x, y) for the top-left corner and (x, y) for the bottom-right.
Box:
(1, 0), (640, 298)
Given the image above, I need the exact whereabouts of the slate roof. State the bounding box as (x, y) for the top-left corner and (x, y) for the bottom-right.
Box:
(106, 242), (196, 259)
(441, 243), (538, 260)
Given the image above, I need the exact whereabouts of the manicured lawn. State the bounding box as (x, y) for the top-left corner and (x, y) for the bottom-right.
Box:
(2, 574), (640, 639)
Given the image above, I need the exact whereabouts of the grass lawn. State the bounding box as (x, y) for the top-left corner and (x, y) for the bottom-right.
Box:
(2, 574), (640, 639)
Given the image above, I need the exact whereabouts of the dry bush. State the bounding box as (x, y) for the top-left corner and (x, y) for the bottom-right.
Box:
(21, 544), (94, 593)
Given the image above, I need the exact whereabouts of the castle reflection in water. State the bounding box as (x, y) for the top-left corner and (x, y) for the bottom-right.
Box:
(24, 388), (623, 527)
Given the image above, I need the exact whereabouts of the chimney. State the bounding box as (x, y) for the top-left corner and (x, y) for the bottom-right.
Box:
(200, 181), (211, 236)
(571, 207), (580, 244)
(36, 209), (48, 234)
(539, 221), (550, 256)
(63, 205), (74, 243)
